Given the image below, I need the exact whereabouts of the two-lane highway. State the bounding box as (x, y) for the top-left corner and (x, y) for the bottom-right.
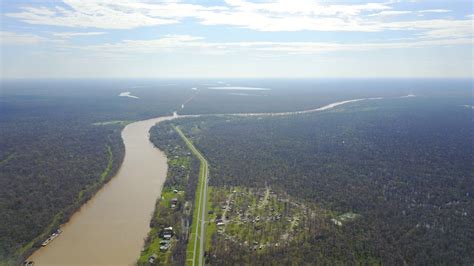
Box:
(174, 126), (209, 266)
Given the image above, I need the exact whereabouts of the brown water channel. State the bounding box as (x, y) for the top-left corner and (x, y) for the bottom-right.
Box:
(27, 96), (390, 265)
(29, 116), (175, 265)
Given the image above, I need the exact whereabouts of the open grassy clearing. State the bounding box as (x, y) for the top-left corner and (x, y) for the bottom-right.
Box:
(185, 162), (204, 266)
(207, 187), (314, 251)
(92, 120), (132, 126)
(138, 188), (184, 265)
(206, 186), (361, 254)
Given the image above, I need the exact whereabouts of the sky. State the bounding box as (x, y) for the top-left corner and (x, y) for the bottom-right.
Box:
(0, 0), (473, 78)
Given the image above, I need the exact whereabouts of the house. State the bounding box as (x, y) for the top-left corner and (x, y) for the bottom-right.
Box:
(159, 239), (171, 251)
(170, 198), (178, 209)
(215, 217), (225, 226)
(162, 226), (173, 239)
(331, 218), (342, 226)
(160, 244), (170, 251)
(148, 254), (158, 264)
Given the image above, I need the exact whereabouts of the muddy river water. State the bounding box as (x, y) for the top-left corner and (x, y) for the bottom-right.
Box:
(29, 115), (176, 265)
(27, 97), (391, 265)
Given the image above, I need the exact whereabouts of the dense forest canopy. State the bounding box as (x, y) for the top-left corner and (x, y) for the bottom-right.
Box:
(175, 95), (473, 264)
(0, 79), (188, 263)
(0, 78), (472, 264)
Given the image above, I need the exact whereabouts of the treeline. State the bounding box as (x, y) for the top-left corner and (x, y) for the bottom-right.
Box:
(177, 97), (473, 264)
(0, 116), (125, 264)
(0, 80), (188, 264)
(1, 79), (472, 264)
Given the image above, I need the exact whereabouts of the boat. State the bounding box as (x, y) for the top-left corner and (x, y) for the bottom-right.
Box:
(41, 229), (62, 247)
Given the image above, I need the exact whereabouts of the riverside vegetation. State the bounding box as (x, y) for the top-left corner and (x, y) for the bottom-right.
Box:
(0, 80), (187, 264)
(1, 79), (472, 264)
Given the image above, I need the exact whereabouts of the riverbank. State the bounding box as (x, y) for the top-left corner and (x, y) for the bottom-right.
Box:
(15, 143), (124, 265)
(27, 116), (173, 265)
(138, 122), (201, 265)
(27, 96), (388, 265)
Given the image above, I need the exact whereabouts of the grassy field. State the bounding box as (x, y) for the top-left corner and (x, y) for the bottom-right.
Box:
(206, 186), (347, 252)
(185, 162), (204, 266)
(137, 189), (179, 265)
(99, 145), (113, 182)
(205, 186), (216, 253)
(92, 120), (132, 126)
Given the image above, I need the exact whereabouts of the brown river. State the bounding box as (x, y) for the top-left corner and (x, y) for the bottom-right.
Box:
(27, 96), (391, 265)
(28, 115), (176, 265)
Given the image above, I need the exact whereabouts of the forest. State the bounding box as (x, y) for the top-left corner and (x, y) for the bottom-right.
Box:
(175, 96), (473, 264)
(0, 79), (187, 264)
(1, 78), (472, 264)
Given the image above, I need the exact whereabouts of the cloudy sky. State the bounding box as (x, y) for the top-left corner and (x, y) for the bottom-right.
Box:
(1, 0), (472, 78)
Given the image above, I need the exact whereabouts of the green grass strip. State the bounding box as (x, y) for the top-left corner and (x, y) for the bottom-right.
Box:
(174, 126), (209, 266)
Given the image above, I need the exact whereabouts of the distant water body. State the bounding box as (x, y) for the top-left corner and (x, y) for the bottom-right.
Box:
(228, 92), (265, 96)
(118, 91), (139, 99)
(208, 86), (271, 91)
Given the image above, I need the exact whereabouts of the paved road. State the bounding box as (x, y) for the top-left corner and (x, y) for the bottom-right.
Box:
(174, 126), (209, 266)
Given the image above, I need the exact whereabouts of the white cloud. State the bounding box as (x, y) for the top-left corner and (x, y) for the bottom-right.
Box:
(369, 9), (451, 18)
(52, 31), (107, 38)
(64, 34), (473, 56)
(419, 9), (451, 13)
(368, 10), (412, 17)
(0, 31), (44, 45)
(223, 0), (390, 16)
(6, 0), (179, 29)
(385, 19), (474, 39)
(255, 38), (473, 54)
(0, 0), (436, 33)
(66, 34), (205, 53)
(3, 1), (472, 48)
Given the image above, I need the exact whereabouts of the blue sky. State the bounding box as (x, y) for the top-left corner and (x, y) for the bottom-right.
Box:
(1, 0), (473, 78)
